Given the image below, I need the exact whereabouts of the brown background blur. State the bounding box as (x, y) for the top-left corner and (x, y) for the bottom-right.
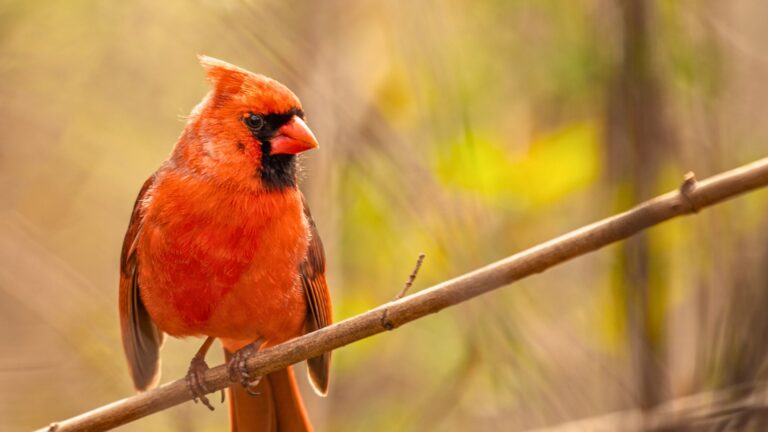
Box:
(2, 1), (768, 431)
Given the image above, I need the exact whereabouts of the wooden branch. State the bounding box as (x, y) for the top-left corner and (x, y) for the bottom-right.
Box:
(527, 382), (768, 431)
(40, 157), (768, 432)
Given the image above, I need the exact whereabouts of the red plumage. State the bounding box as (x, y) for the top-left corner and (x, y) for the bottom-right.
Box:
(119, 56), (331, 432)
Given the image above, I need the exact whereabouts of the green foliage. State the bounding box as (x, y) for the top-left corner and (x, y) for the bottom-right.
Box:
(435, 122), (600, 207)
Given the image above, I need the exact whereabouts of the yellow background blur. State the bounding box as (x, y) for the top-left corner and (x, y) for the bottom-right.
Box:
(2, 1), (768, 431)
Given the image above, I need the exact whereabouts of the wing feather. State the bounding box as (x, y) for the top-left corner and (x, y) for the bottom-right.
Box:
(300, 194), (333, 396)
(118, 175), (164, 391)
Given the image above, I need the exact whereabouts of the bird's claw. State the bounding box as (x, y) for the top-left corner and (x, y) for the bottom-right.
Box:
(227, 344), (262, 396)
(245, 375), (263, 396)
(186, 356), (222, 410)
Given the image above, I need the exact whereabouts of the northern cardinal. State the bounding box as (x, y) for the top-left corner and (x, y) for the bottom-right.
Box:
(119, 56), (332, 432)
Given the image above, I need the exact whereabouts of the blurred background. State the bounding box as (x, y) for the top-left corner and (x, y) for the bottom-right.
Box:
(2, 0), (768, 431)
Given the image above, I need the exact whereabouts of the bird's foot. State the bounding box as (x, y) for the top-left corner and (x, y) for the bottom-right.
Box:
(185, 356), (224, 410)
(227, 343), (262, 396)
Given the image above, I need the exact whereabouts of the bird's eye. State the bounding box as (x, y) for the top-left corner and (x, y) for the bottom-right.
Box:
(243, 113), (264, 131)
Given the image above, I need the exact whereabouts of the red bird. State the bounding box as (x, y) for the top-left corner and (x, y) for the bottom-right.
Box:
(119, 56), (332, 432)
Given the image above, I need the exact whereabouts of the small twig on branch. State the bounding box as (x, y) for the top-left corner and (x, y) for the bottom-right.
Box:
(381, 253), (426, 330)
(38, 157), (768, 432)
(397, 253), (425, 299)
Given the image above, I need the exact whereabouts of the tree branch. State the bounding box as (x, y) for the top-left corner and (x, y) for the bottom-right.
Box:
(40, 157), (768, 432)
(527, 381), (768, 431)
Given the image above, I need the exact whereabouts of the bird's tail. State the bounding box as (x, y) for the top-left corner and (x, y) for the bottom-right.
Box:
(225, 349), (312, 432)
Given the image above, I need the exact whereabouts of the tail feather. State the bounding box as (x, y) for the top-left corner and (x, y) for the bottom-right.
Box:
(226, 350), (312, 432)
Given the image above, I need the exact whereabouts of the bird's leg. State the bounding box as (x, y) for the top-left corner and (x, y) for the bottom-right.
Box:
(227, 339), (264, 396)
(185, 336), (224, 410)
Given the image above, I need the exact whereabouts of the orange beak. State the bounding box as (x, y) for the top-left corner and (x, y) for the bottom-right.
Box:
(270, 116), (319, 155)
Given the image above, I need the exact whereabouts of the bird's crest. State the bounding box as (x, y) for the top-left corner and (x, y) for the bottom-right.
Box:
(196, 54), (301, 114)
(198, 55), (247, 96)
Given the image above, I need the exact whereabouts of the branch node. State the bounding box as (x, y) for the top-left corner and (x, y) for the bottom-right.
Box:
(680, 171), (700, 213)
(380, 311), (395, 331)
(47, 423), (59, 432)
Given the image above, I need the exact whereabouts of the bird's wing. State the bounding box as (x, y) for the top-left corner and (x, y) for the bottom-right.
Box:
(299, 193), (333, 396)
(118, 174), (164, 391)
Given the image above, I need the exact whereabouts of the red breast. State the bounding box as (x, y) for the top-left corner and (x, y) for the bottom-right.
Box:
(135, 167), (310, 347)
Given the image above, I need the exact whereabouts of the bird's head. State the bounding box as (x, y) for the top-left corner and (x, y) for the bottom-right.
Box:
(176, 55), (319, 191)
